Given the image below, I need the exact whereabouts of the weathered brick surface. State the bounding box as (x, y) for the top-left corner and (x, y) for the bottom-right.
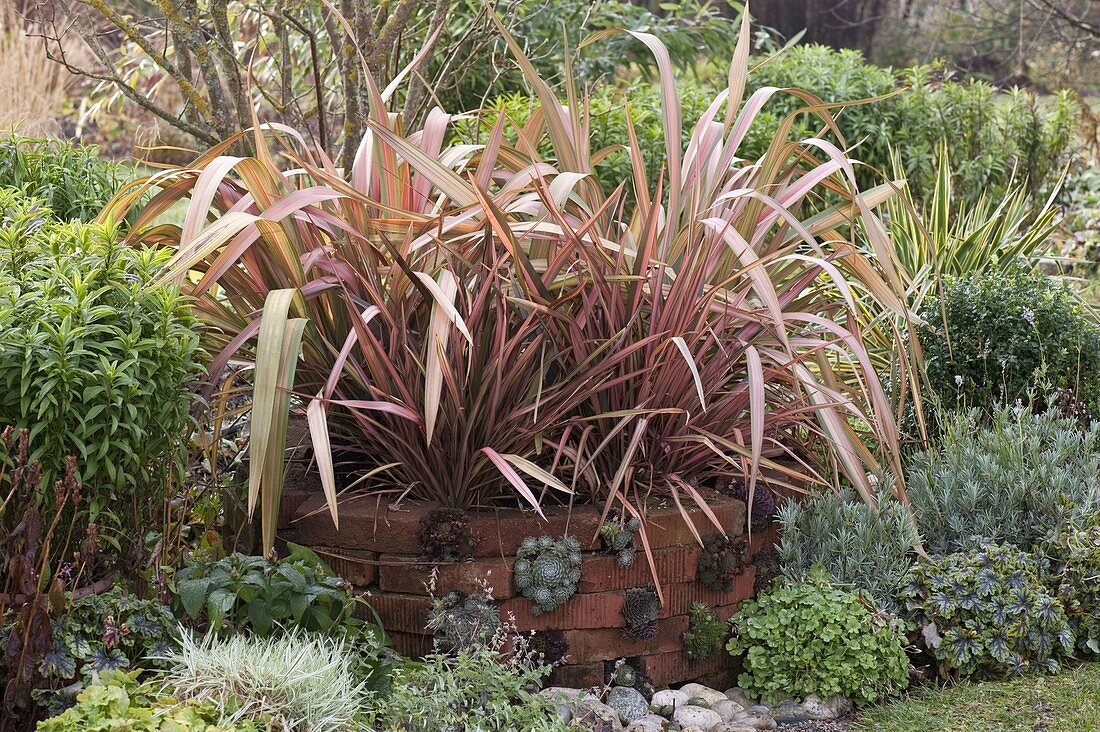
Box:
(659, 567), (756, 618)
(366, 592), (433, 634)
(378, 556), (514, 600)
(293, 494), (425, 553)
(312, 547), (378, 586)
(561, 615), (690, 661)
(577, 546), (701, 593)
(550, 662), (605, 689)
(501, 591), (626, 632)
(278, 489), (313, 530)
(388, 631), (434, 657)
(291, 491), (772, 686)
(640, 648), (735, 687)
(468, 507), (604, 557)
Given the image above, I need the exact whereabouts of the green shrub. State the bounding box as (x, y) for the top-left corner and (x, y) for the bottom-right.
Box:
(917, 267), (1100, 416)
(777, 490), (920, 613)
(900, 541), (1073, 678)
(726, 567), (910, 705)
(173, 545), (373, 640)
(161, 630), (377, 732)
(0, 188), (202, 558)
(0, 135), (129, 223)
(906, 408), (1100, 555)
(37, 670), (261, 732)
(743, 47), (1077, 203)
(681, 603), (726, 660)
(370, 644), (569, 732)
(1040, 519), (1100, 657)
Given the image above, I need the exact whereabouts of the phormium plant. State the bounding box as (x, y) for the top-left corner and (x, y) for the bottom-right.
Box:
(103, 19), (913, 570)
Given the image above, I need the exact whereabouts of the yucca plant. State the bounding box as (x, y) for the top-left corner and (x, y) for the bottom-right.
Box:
(103, 14), (913, 561)
(884, 141), (1061, 313)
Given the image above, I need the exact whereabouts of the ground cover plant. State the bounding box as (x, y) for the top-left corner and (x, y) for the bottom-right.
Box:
(777, 490), (919, 613)
(727, 567), (911, 705)
(905, 408), (1100, 554)
(855, 662), (1100, 732)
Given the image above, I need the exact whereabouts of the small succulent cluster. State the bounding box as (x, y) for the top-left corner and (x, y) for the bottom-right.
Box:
(513, 536), (582, 615)
(682, 602), (726, 659)
(528, 629), (569, 666)
(698, 532), (749, 592)
(426, 590), (502, 652)
(417, 507), (477, 562)
(730, 481), (777, 525)
(622, 585), (661, 640)
(1041, 521), (1100, 657)
(599, 512), (642, 567)
(605, 658), (655, 699)
(900, 539), (1074, 678)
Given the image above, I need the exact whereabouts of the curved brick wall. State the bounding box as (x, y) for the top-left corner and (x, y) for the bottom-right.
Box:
(281, 489), (779, 689)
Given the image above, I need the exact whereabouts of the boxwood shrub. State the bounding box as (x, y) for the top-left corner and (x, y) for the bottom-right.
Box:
(917, 267), (1100, 417)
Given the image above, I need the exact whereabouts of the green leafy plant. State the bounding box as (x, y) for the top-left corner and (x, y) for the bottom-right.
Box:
(1040, 519), (1100, 657)
(599, 513), (641, 568)
(727, 567), (911, 705)
(513, 536), (582, 615)
(900, 540), (1073, 678)
(697, 533), (749, 593)
(622, 585), (661, 640)
(161, 629), (380, 732)
(417, 507), (477, 562)
(905, 408), (1100, 555)
(426, 590), (501, 653)
(0, 136), (129, 223)
(37, 670), (262, 732)
(777, 490), (920, 613)
(22, 586), (177, 713)
(0, 187), (202, 562)
(370, 641), (568, 732)
(681, 602), (725, 660)
(917, 266), (1100, 417)
(173, 544), (371, 638)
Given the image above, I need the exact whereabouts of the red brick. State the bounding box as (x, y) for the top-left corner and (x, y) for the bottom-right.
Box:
(561, 615), (690, 661)
(388, 631), (434, 657)
(311, 547), (378, 586)
(659, 568), (756, 618)
(378, 555), (514, 600)
(468, 507), (603, 557)
(500, 591), (625, 632)
(640, 499), (746, 550)
(640, 648), (735, 687)
(293, 494), (426, 553)
(366, 592), (434, 634)
(292, 495), (747, 558)
(551, 662), (605, 689)
(279, 488), (313, 530)
(747, 524), (781, 555)
(577, 546), (701, 593)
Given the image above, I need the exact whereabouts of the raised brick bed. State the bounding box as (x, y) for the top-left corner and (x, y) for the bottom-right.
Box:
(286, 489), (780, 688)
